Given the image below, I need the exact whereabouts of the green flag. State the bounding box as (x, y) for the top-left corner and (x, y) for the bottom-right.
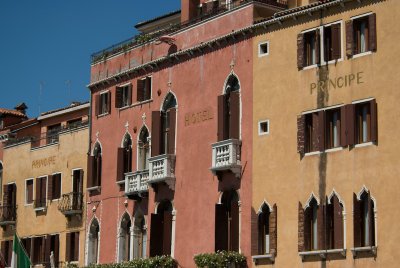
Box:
(11, 234), (31, 268)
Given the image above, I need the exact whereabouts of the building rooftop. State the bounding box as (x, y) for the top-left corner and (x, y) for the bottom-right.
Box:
(39, 101), (89, 117)
(0, 108), (27, 118)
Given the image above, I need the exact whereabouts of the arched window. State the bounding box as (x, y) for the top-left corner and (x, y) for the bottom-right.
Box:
(138, 128), (150, 171)
(88, 219), (100, 264)
(257, 202), (277, 255)
(118, 213), (132, 262)
(218, 75), (240, 141)
(133, 210), (147, 259)
(151, 93), (177, 156)
(326, 193), (344, 249)
(150, 200), (173, 257)
(354, 190), (376, 247)
(298, 196), (321, 252)
(117, 134), (132, 182)
(215, 191), (239, 252)
(88, 143), (102, 188)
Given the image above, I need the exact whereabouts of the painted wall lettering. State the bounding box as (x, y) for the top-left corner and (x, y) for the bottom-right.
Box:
(185, 108), (214, 126)
(310, 71), (364, 94)
(32, 156), (56, 169)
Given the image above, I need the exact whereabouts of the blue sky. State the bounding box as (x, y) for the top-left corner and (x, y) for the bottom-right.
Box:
(0, 0), (180, 117)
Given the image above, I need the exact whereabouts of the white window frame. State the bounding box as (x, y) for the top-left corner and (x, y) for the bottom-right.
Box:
(71, 168), (83, 192)
(99, 91), (110, 116)
(258, 119), (270, 136)
(350, 12), (374, 59)
(301, 20), (344, 70)
(34, 175), (48, 210)
(258, 41), (270, 58)
(137, 76), (153, 103)
(24, 178), (34, 206)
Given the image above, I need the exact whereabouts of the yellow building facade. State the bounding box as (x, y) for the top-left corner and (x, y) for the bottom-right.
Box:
(0, 103), (89, 267)
(252, 0), (400, 267)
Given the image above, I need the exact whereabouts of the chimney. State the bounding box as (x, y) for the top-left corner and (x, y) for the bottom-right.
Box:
(14, 103), (28, 115)
(181, 0), (200, 22)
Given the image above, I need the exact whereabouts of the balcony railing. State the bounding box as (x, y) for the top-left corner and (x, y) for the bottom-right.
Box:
(58, 192), (83, 216)
(0, 205), (16, 226)
(90, 0), (288, 64)
(148, 154), (176, 190)
(125, 170), (149, 196)
(211, 139), (242, 178)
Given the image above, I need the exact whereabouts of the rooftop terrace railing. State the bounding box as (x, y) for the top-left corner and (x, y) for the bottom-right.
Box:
(90, 0), (288, 64)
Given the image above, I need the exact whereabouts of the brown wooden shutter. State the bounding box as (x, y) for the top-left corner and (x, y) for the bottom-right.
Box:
(44, 235), (51, 265)
(87, 156), (94, 188)
(41, 236), (46, 264)
(96, 155), (102, 187)
(3, 185), (9, 206)
(167, 108), (176, 154)
(115, 87), (123, 108)
(332, 23), (342, 60)
(215, 203), (228, 251)
(137, 79), (145, 102)
(353, 193), (361, 247)
(95, 94), (100, 116)
(35, 178), (41, 205)
(10, 184), (16, 207)
(367, 191), (374, 246)
(79, 170), (84, 192)
(24, 238), (32, 258)
(145, 77), (152, 100)
(229, 92), (240, 140)
(1, 241), (6, 267)
(217, 95), (228, 141)
(65, 233), (71, 262)
(370, 99), (377, 143)
(47, 175), (53, 201)
(297, 33), (305, 69)
(27, 181), (33, 203)
(230, 201), (239, 252)
(346, 104), (355, 146)
(298, 202), (305, 252)
(315, 29), (321, 65)
(41, 178), (46, 204)
(304, 206), (311, 251)
(54, 235), (59, 266)
(162, 212), (173, 255)
(107, 92), (111, 114)
(269, 204), (278, 254)
(312, 113), (319, 152)
(368, 13), (377, 52)
(332, 195), (343, 249)
(55, 174), (61, 199)
(151, 111), (161, 156)
(7, 241), (12, 267)
(318, 111), (325, 152)
(346, 20), (354, 57)
(340, 106), (347, 147)
(127, 85), (133, 105)
(150, 213), (163, 257)
(317, 203), (325, 250)
(116, 148), (125, 182)
(74, 232), (80, 261)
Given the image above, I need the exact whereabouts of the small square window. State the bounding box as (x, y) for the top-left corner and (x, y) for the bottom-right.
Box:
(25, 179), (34, 205)
(50, 173), (62, 200)
(258, 120), (269, 135)
(258, 41), (269, 57)
(98, 91), (110, 115)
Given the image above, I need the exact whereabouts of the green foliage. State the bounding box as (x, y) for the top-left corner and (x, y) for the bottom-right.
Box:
(83, 255), (176, 268)
(194, 251), (247, 268)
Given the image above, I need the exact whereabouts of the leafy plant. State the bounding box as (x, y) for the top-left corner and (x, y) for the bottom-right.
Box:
(194, 251), (247, 268)
(82, 255), (177, 268)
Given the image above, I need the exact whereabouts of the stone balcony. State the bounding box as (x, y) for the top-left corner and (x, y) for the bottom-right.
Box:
(211, 139), (242, 178)
(58, 192), (83, 216)
(125, 170), (149, 197)
(148, 154), (176, 190)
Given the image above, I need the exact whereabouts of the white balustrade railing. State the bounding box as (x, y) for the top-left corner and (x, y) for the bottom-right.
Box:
(125, 170), (149, 195)
(148, 154), (176, 190)
(211, 139), (241, 177)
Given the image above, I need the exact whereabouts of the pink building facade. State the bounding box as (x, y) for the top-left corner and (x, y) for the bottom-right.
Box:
(86, 1), (287, 266)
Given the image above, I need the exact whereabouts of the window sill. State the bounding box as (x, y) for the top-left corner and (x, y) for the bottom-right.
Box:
(351, 51), (372, 59)
(116, 180), (125, 186)
(132, 99), (153, 107)
(97, 113), (110, 118)
(34, 207), (46, 212)
(351, 246), (377, 257)
(324, 146), (344, 153)
(304, 151), (322, 157)
(299, 249), (346, 260)
(252, 253), (275, 264)
(87, 186), (101, 192)
(354, 141), (374, 148)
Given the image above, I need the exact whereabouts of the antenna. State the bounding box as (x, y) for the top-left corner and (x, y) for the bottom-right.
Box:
(65, 80), (71, 104)
(39, 81), (45, 115)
